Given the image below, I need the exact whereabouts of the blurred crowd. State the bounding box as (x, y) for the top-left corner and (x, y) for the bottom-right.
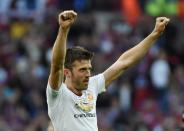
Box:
(0, 0), (184, 131)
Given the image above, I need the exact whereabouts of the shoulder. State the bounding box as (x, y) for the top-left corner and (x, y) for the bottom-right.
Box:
(47, 82), (67, 97)
(88, 73), (106, 94)
(89, 73), (105, 83)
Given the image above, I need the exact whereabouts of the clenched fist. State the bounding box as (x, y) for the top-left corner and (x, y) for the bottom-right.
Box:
(152, 17), (170, 36)
(58, 10), (77, 30)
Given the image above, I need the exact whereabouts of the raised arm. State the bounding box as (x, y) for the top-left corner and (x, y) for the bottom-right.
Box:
(103, 17), (170, 88)
(49, 10), (77, 90)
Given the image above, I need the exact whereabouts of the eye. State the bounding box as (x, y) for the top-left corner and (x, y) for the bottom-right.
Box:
(80, 68), (87, 72)
(79, 67), (92, 72)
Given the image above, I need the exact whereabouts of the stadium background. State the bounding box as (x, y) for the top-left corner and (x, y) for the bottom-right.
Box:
(0, 0), (184, 130)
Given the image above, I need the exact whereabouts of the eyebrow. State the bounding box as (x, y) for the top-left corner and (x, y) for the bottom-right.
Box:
(79, 67), (93, 70)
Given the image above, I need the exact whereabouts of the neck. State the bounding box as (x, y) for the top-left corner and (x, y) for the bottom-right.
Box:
(65, 78), (82, 96)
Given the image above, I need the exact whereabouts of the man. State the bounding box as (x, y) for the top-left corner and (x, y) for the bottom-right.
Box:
(46, 10), (169, 131)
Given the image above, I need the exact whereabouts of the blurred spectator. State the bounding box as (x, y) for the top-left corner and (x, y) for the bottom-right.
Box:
(150, 50), (171, 114)
(119, 80), (131, 112)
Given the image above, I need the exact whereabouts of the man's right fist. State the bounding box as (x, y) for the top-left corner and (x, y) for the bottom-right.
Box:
(58, 10), (77, 29)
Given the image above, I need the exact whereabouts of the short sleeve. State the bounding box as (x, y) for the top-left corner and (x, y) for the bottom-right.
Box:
(46, 82), (64, 109)
(89, 73), (106, 95)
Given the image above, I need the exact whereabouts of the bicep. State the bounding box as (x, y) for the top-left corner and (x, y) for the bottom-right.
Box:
(49, 65), (64, 91)
(103, 61), (126, 88)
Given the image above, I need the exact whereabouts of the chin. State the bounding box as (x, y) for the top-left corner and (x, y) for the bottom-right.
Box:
(83, 86), (88, 90)
(82, 85), (88, 90)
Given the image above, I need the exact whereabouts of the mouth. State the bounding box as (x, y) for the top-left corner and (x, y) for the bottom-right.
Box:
(83, 79), (89, 83)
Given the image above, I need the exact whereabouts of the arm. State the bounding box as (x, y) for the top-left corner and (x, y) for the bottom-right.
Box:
(103, 17), (170, 88)
(49, 10), (77, 90)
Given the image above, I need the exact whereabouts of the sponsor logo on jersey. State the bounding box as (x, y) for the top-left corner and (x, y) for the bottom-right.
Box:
(74, 113), (96, 118)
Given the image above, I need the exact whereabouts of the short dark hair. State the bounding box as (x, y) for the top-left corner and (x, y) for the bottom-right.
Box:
(64, 46), (94, 69)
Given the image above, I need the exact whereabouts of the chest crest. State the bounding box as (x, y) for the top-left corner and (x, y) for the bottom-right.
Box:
(75, 90), (94, 112)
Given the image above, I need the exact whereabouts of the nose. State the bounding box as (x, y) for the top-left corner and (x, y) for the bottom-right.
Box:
(86, 69), (91, 77)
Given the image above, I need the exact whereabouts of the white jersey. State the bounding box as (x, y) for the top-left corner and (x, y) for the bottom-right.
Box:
(46, 74), (106, 131)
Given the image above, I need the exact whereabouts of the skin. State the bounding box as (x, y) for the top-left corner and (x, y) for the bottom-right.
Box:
(64, 60), (92, 96)
(47, 122), (54, 131)
(49, 10), (170, 96)
(49, 10), (77, 91)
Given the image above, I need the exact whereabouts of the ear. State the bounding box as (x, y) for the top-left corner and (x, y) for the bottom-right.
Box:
(64, 68), (71, 78)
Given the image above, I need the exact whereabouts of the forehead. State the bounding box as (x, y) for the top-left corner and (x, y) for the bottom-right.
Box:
(72, 60), (92, 68)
